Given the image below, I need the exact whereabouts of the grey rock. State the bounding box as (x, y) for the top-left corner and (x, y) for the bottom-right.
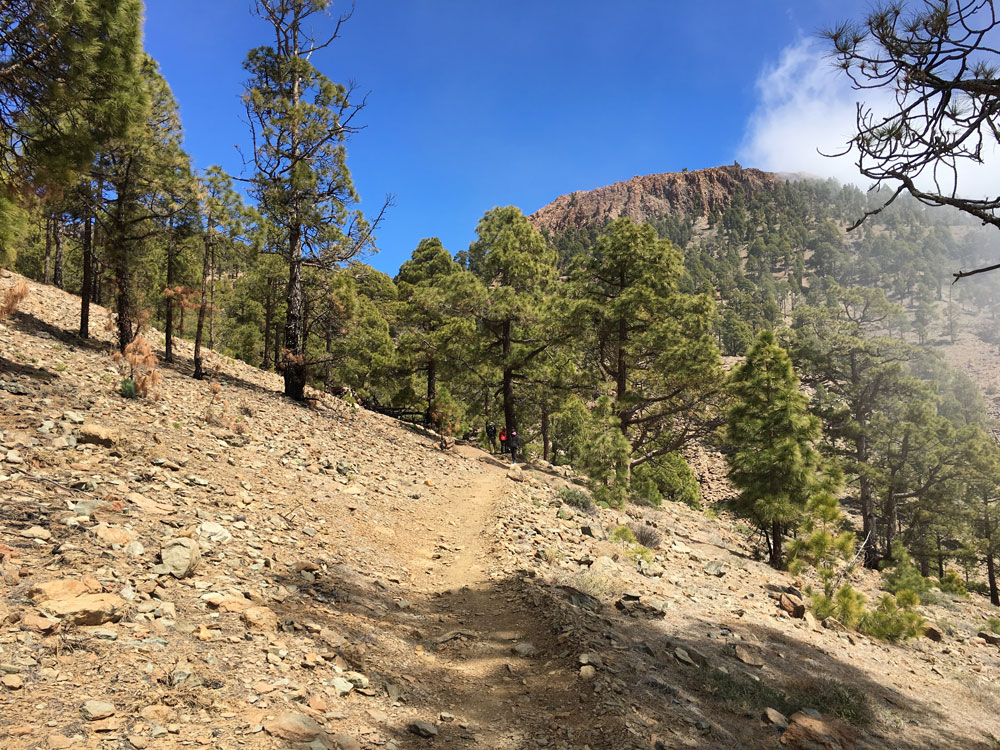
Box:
(81, 700), (116, 720)
(409, 721), (438, 738)
(512, 641), (538, 657)
(703, 560), (726, 577)
(196, 521), (232, 544)
(160, 537), (201, 578)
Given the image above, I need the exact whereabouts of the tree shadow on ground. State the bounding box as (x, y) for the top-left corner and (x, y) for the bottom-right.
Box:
(259, 557), (1000, 750)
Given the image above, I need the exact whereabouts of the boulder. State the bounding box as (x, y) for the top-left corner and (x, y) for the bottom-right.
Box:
(924, 625), (943, 642)
(580, 523), (605, 540)
(41, 594), (124, 626)
(196, 522), (232, 545)
(78, 424), (120, 448)
(29, 578), (95, 602)
(779, 592), (806, 618)
(780, 711), (855, 750)
(978, 630), (1000, 646)
(20, 526), (52, 541)
(409, 721), (439, 738)
(733, 645), (764, 667)
(92, 524), (133, 547)
(160, 537), (201, 578)
(81, 701), (116, 721)
(21, 613), (60, 633)
(506, 464), (524, 482)
(763, 707), (789, 729)
(263, 712), (324, 743)
(242, 605), (278, 632)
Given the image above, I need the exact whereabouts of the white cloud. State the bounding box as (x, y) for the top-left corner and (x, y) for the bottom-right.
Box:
(739, 38), (999, 201)
(738, 38), (873, 186)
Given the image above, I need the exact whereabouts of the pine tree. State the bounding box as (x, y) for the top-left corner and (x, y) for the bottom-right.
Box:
(242, 0), (387, 400)
(467, 206), (557, 437)
(727, 330), (829, 568)
(95, 55), (190, 352)
(193, 167), (251, 379)
(395, 238), (479, 420)
(568, 216), (722, 493)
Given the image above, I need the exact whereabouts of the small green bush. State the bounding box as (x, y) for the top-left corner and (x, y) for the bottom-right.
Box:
(810, 583), (866, 629)
(860, 592), (926, 642)
(610, 525), (636, 544)
(631, 452), (701, 508)
(559, 487), (595, 513)
(986, 617), (1000, 635)
(938, 569), (968, 596)
(625, 544), (654, 565)
(881, 541), (930, 599)
(119, 378), (137, 399)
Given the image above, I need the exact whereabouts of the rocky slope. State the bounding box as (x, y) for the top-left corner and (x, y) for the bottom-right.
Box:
(2, 271), (1000, 750)
(528, 166), (781, 234)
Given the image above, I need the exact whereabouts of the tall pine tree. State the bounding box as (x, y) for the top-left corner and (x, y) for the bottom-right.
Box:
(727, 330), (830, 568)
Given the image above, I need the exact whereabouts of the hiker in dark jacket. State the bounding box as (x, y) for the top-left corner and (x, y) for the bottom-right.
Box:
(508, 430), (520, 465)
(485, 422), (497, 453)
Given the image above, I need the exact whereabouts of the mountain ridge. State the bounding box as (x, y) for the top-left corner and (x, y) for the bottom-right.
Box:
(529, 165), (792, 234)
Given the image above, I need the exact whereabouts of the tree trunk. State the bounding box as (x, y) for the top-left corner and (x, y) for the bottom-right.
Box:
(52, 219), (63, 289)
(79, 216), (93, 339)
(502, 318), (516, 434)
(208, 245), (216, 351)
(164, 218), (175, 362)
(426, 358), (436, 423)
(43, 214), (52, 285)
(541, 404), (550, 462)
(263, 286), (273, 370)
(113, 239), (134, 352)
(770, 520), (783, 569)
(988, 553), (999, 607)
(273, 320), (282, 372)
(92, 251), (103, 305)
(283, 238), (306, 400)
(192, 235), (212, 379)
(857, 430), (879, 569)
(323, 308), (333, 390)
(936, 534), (945, 579)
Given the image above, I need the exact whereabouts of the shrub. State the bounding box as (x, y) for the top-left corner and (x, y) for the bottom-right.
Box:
(0, 281), (28, 323)
(626, 544), (655, 565)
(860, 592), (926, 642)
(559, 487), (595, 513)
(986, 617), (1000, 635)
(610, 525), (636, 544)
(111, 335), (161, 399)
(938, 569), (968, 596)
(810, 583), (867, 629)
(631, 452), (701, 508)
(627, 522), (662, 550)
(881, 541), (930, 599)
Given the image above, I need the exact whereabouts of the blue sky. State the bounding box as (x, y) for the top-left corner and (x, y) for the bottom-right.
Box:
(144, 0), (874, 275)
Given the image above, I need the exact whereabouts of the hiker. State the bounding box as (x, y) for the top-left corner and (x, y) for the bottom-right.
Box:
(508, 429), (520, 464)
(499, 427), (507, 455)
(485, 422), (497, 453)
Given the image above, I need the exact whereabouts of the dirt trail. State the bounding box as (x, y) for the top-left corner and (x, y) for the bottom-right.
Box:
(396, 451), (586, 749)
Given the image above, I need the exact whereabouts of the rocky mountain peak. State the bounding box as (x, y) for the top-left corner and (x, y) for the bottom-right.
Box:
(529, 165), (782, 234)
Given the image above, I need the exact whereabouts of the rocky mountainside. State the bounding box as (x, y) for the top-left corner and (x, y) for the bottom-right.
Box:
(529, 166), (781, 234)
(2, 271), (1000, 750)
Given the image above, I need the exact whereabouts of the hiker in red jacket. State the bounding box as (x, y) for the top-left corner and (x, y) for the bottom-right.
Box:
(499, 427), (507, 455)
